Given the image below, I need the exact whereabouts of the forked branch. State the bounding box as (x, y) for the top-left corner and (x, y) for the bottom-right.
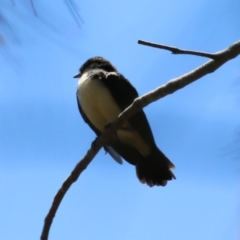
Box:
(138, 40), (217, 59)
(41, 40), (240, 240)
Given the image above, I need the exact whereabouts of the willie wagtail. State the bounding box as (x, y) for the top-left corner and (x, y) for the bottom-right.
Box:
(74, 57), (175, 187)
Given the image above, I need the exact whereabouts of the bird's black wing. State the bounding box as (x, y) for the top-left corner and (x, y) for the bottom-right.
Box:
(101, 72), (156, 146)
(76, 92), (122, 164)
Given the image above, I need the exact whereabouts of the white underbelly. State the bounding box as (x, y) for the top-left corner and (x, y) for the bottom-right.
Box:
(78, 73), (121, 132)
(77, 73), (150, 156)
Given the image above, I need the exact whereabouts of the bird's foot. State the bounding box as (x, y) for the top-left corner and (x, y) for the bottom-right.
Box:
(104, 123), (118, 140)
(104, 123), (112, 130)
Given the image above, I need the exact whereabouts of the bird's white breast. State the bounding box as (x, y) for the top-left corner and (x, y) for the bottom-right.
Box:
(77, 72), (121, 132)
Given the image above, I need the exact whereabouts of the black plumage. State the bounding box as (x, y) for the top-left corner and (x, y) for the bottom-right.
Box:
(74, 57), (175, 187)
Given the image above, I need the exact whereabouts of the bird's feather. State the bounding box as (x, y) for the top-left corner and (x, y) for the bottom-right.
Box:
(77, 93), (123, 164)
(75, 57), (175, 186)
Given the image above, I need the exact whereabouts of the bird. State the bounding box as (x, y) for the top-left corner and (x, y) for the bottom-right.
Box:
(74, 56), (175, 187)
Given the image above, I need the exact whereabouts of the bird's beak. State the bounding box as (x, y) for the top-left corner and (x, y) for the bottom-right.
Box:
(73, 73), (81, 78)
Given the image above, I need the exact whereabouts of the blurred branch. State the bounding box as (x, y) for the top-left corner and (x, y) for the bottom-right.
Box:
(64, 0), (84, 27)
(41, 40), (240, 240)
(0, 0), (82, 47)
(30, 0), (37, 17)
(138, 40), (217, 59)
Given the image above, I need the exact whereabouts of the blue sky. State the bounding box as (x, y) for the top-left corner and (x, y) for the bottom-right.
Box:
(1, 0), (240, 239)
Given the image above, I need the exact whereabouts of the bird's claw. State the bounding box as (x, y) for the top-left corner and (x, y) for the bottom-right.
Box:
(104, 122), (118, 140)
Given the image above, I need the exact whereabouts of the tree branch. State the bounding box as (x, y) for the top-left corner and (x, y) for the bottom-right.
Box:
(30, 0), (37, 17)
(138, 40), (217, 59)
(40, 40), (240, 240)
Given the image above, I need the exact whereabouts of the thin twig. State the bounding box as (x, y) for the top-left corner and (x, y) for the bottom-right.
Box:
(30, 0), (37, 17)
(40, 40), (240, 240)
(138, 40), (217, 59)
(64, 0), (84, 27)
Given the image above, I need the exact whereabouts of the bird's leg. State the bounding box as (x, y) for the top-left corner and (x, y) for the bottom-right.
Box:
(104, 123), (118, 140)
(104, 122), (112, 130)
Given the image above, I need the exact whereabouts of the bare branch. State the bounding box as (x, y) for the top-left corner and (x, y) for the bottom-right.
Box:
(40, 146), (99, 240)
(30, 0), (37, 17)
(41, 40), (240, 240)
(138, 40), (217, 59)
(0, 0), (82, 50)
(64, 0), (84, 27)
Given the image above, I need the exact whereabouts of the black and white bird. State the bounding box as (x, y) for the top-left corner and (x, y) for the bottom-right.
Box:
(74, 57), (175, 187)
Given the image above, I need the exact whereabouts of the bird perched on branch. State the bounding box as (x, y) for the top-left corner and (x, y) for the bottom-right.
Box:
(74, 57), (175, 187)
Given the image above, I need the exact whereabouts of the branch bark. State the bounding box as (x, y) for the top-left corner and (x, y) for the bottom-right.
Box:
(40, 40), (240, 240)
(138, 40), (217, 59)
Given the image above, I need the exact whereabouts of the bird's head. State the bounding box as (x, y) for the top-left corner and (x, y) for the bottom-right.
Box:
(73, 56), (117, 78)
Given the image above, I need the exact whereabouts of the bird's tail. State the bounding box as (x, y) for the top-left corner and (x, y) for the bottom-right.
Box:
(136, 147), (176, 187)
